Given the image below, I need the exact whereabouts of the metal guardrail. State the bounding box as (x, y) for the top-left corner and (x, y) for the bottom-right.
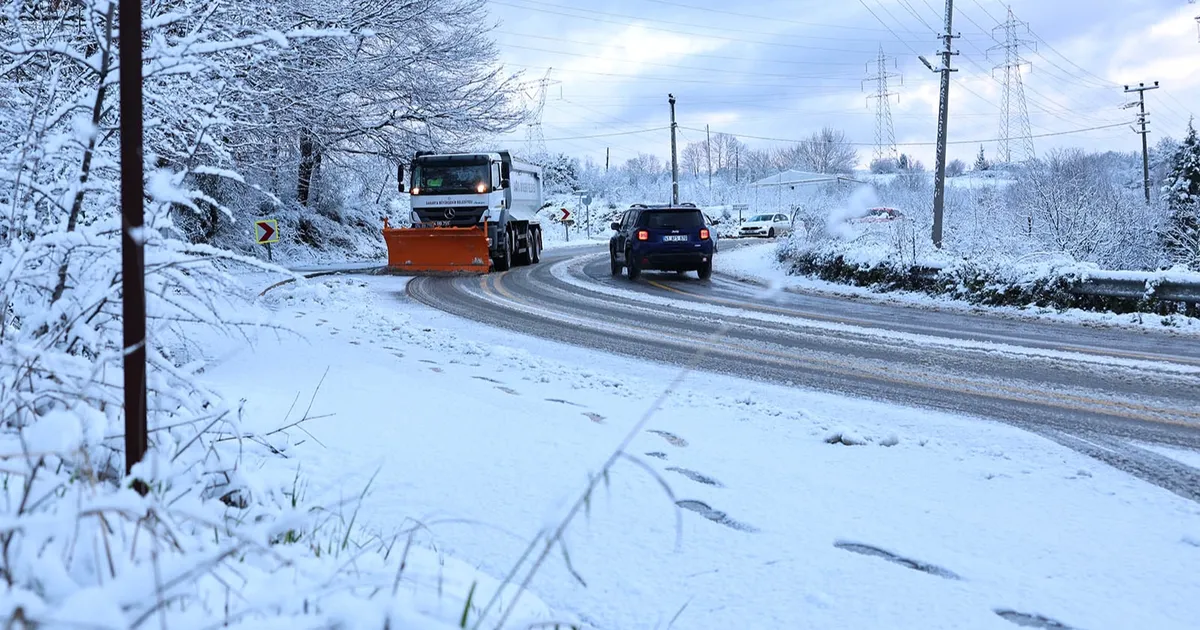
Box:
(1070, 278), (1200, 303)
(911, 265), (1200, 304)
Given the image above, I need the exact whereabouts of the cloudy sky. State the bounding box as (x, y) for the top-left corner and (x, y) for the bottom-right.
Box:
(485, 0), (1200, 171)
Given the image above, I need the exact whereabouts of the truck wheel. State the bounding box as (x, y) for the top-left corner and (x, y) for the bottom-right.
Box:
(494, 232), (513, 271)
(530, 229), (541, 264)
(626, 249), (641, 280)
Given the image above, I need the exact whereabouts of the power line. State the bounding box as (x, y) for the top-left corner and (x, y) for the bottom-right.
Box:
(491, 41), (865, 80)
(678, 121), (1133, 147)
(500, 62), (864, 88)
(488, 0), (925, 54)
(541, 127), (669, 141)
(641, 0), (988, 34)
(493, 30), (869, 66)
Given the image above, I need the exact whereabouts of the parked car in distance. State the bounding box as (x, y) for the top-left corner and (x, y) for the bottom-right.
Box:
(609, 203), (716, 280)
(849, 207), (905, 224)
(738, 213), (795, 238)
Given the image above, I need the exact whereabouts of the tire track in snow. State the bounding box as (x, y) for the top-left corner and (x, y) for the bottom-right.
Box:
(405, 251), (1200, 503)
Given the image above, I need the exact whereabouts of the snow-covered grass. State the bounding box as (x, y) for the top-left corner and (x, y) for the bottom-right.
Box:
(717, 242), (1200, 335)
(184, 270), (1200, 630)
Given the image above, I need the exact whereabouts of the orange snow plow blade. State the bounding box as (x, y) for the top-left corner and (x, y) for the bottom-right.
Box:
(381, 218), (492, 274)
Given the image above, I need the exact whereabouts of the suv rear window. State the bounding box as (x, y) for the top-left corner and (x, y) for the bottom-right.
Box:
(640, 210), (705, 229)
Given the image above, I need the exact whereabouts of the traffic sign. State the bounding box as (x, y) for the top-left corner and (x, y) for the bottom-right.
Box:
(560, 208), (571, 221)
(582, 193), (592, 206)
(255, 219), (279, 245)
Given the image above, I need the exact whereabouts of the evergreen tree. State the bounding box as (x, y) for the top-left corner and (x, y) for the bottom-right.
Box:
(974, 145), (990, 171)
(1162, 118), (1200, 267)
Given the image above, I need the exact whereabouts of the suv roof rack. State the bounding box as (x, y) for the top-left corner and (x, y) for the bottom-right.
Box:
(628, 202), (699, 209)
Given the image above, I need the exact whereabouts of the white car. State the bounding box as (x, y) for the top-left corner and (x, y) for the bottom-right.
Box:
(738, 213), (795, 238)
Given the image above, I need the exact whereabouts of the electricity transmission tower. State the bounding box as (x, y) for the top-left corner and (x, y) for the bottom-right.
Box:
(520, 68), (560, 157)
(863, 46), (901, 164)
(989, 7), (1036, 164)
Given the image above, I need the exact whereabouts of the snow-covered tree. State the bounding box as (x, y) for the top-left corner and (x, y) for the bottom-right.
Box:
(1011, 148), (1157, 267)
(772, 128), (857, 174)
(947, 159), (966, 177)
(216, 0), (526, 213)
(1161, 118), (1200, 268)
(870, 157), (900, 174)
(974, 145), (990, 171)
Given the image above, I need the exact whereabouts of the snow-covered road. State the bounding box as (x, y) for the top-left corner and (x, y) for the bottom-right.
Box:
(192, 262), (1200, 630)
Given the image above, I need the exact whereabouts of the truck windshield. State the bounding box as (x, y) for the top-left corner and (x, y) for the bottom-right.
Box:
(414, 162), (490, 194)
(641, 210), (705, 229)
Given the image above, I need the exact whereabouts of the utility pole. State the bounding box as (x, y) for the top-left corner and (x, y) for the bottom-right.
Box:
(118, 0), (148, 489)
(863, 45), (901, 164)
(605, 147), (610, 173)
(669, 94), (679, 205)
(1124, 81), (1159, 204)
(735, 145), (740, 184)
(706, 124), (713, 190)
(920, 0), (959, 249)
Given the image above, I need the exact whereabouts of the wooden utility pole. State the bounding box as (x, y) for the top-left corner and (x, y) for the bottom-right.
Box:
(669, 94), (679, 204)
(1124, 81), (1159, 204)
(922, 0), (959, 249)
(605, 147), (610, 173)
(119, 0), (148, 487)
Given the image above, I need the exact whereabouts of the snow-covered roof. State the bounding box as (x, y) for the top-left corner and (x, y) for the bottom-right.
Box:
(750, 169), (858, 187)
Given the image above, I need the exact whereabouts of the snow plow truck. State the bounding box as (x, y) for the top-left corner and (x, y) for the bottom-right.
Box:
(382, 150), (544, 273)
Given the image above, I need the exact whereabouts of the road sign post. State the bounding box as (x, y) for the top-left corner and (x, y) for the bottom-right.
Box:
(579, 191), (593, 239)
(255, 219), (279, 261)
(733, 203), (749, 224)
(560, 208), (571, 242)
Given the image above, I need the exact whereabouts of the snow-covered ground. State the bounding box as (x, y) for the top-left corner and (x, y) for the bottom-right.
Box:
(186, 269), (1200, 630)
(716, 241), (1200, 336)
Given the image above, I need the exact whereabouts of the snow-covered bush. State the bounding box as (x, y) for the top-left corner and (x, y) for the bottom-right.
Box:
(0, 2), (554, 627)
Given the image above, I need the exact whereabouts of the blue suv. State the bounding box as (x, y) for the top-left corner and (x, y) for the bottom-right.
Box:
(609, 203), (715, 280)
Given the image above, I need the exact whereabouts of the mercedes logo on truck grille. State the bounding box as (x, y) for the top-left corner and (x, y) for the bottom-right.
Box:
(444, 208), (456, 219)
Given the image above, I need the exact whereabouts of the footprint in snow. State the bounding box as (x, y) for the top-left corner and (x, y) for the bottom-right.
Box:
(833, 541), (961, 580)
(645, 452), (668, 460)
(419, 359), (438, 365)
(583, 412), (604, 424)
(429, 367), (443, 373)
(472, 376), (502, 384)
(676, 500), (756, 532)
(545, 398), (584, 407)
(994, 610), (1076, 629)
(666, 467), (723, 487)
(495, 386), (519, 395)
(648, 430), (688, 447)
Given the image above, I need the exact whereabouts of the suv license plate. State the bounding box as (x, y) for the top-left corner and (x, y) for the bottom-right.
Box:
(662, 235), (688, 241)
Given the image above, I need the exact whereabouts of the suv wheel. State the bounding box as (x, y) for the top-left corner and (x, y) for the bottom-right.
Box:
(626, 249), (641, 280)
(610, 248), (621, 276)
(697, 259), (713, 280)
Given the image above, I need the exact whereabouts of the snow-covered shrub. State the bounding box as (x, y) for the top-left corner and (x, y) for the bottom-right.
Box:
(0, 3), (555, 627)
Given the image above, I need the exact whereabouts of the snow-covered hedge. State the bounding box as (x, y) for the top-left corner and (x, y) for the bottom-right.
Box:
(779, 238), (1200, 316)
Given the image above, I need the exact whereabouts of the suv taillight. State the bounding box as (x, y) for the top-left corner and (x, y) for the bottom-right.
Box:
(700, 228), (710, 240)
(637, 230), (649, 241)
